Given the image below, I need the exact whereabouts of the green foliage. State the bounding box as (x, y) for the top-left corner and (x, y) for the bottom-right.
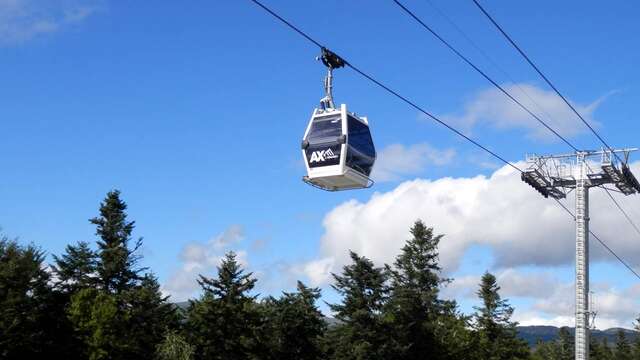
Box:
(68, 288), (121, 360)
(156, 331), (195, 360)
(0, 237), (54, 358)
(186, 251), (261, 360)
(615, 329), (633, 360)
(472, 271), (530, 360)
(531, 327), (573, 360)
(386, 220), (472, 360)
(635, 315), (640, 358)
(261, 281), (327, 360)
(52, 241), (98, 293)
(327, 251), (395, 360)
(259, 281), (326, 360)
(121, 274), (180, 358)
(90, 189), (143, 294)
(66, 190), (178, 359)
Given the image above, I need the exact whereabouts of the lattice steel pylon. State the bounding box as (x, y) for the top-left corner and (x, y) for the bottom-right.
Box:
(522, 148), (640, 360)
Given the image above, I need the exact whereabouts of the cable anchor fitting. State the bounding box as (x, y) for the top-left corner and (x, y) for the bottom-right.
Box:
(317, 47), (345, 110)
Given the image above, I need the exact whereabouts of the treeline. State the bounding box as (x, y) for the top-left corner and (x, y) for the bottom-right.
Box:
(1, 190), (639, 359)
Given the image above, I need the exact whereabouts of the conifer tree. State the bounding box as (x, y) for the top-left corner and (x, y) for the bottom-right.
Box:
(326, 251), (394, 360)
(260, 281), (326, 360)
(68, 190), (178, 359)
(186, 251), (260, 360)
(0, 237), (54, 358)
(602, 337), (615, 360)
(122, 274), (180, 357)
(634, 316), (640, 359)
(386, 220), (471, 359)
(473, 271), (530, 360)
(615, 329), (633, 360)
(90, 190), (143, 293)
(68, 288), (122, 359)
(52, 241), (97, 293)
(557, 327), (575, 360)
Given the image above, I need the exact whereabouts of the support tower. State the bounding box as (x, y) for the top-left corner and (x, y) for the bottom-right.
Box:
(522, 148), (639, 360)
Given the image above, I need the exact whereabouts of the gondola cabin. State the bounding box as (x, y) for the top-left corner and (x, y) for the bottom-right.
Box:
(302, 104), (376, 191)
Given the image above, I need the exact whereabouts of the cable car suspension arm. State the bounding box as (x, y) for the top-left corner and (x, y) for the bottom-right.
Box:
(318, 48), (345, 110)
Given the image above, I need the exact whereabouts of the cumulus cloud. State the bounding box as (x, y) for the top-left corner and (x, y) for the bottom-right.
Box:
(162, 225), (248, 301)
(373, 143), (456, 182)
(442, 269), (558, 301)
(303, 162), (640, 287)
(439, 83), (612, 140)
(0, 0), (101, 44)
(443, 268), (640, 328)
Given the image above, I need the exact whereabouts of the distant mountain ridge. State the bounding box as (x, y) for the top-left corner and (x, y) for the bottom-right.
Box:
(517, 325), (639, 347)
(171, 302), (636, 347)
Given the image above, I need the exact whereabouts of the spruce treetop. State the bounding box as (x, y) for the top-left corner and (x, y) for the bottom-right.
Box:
(197, 251), (257, 302)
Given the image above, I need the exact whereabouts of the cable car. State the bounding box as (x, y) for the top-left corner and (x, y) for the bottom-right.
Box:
(301, 48), (376, 191)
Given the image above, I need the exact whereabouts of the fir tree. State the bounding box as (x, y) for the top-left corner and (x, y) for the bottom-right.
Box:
(67, 190), (178, 359)
(67, 288), (122, 360)
(326, 251), (394, 360)
(603, 337), (615, 360)
(52, 241), (97, 293)
(386, 220), (471, 359)
(90, 190), (144, 294)
(0, 237), (54, 358)
(558, 327), (575, 360)
(121, 274), (180, 357)
(615, 329), (633, 360)
(634, 316), (640, 359)
(186, 251), (260, 360)
(472, 271), (530, 360)
(260, 281), (326, 360)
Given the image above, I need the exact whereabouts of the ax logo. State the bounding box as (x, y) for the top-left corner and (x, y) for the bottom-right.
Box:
(310, 148), (338, 163)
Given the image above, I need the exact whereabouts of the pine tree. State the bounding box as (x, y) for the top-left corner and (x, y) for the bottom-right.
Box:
(90, 190), (144, 294)
(615, 329), (633, 360)
(386, 220), (471, 359)
(186, 251), (260, 360)
(603, 337), (615, 360)
(260, 281), (326, 360)
(0, 237), (54, 358)
(68, 288), (122, 359)
(326, 251), (394, 360)
(472, 271), (530, 360)
(634, 316), (640, 359)
(52, 241), (97, 293)
(558, 327), (575, 360)
(67, 190), (178, 359)
(121, 274), (180, 357)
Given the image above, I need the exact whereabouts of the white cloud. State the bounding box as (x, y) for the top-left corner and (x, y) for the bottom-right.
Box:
(162, 225), (248, 301)
(439, 83), (611, 140)
(0, 0), (101, 44)
(373, 143), (455, 182)
(304, 161), (640, 286)
(442, 269), (558, 301)
(211, 224), (244, 250)
(444, 269), (640, 329)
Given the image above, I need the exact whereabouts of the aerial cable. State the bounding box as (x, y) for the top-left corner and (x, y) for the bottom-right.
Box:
(248, 0), (522, 173)
(470, 0), (622, 163)
(469, 0), (640, 245)
(246, 0), (640, 281)
(391, 0), (578, 152)
(422, 0), (572, 149)
(554, 198), (640, 280)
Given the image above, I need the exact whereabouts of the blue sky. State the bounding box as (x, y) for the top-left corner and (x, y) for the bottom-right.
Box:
(2, 0), (640, 328)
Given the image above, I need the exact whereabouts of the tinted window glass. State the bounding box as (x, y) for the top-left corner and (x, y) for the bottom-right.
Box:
(346, 115), (376, 176)
(307, 115), (342, 143)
